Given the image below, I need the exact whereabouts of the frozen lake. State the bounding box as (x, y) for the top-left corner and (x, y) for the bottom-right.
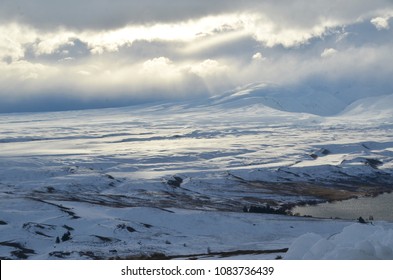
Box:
(292, 192), (393, 222)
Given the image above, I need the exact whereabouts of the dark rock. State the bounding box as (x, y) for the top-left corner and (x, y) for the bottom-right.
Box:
(321, 148), (331, 155)
(46, 186), (55, 193)
(63, 225), (74, 231)
(364, 158), (383, 169)
(0, 241), (36, 259)
(117, 223), (137, 232)
(49, 251), (71, 259)
(310, 148), (330, 159)
(11, 250), (30, 259)
(126, 226), (136, 233)
(358, 216), (367, 224)
(35, 231), (52, 237)
(61, 231), (72, 242)
(310, 154), (318, 159)
(93, 235), (113, 242)
(167, 176), (183, 187)
(248, 205), (287, 215)
(147, 253), (170, 260)
(173, 176), (183, 183)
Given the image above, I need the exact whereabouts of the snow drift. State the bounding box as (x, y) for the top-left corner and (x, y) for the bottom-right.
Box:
(285, 223), (393, 259)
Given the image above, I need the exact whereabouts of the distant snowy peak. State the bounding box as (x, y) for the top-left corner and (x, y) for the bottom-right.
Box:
(339, 93), (393, 119)
(207, 83), (393, 118)
(209, 83), (348, 116)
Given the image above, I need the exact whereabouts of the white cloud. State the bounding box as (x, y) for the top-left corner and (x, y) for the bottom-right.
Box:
(140, 57), (181, 81)
(371, 16), (391, 30)
(0, 60), (60, 99)
(252, 52), (266, 61)
(3, 7), (386, 63)
(0, 14), (249, 58)
(2, 7), (392, 61)
(187, 59), (234, 93)
(242, 14), (340, 48)
(34, 31), (76, 55)
(321, 48), (338, 58)
(58, 57), (75, 62)
(190, 59), (228, 77)
(0, 24), (36, 61)
(77, 70), (91, 76)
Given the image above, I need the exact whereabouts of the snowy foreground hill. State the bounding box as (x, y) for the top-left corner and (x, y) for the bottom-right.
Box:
(1, 86), (393, 260)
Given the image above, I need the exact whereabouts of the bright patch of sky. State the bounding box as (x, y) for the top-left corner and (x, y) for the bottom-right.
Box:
(0, 0), (393, 112)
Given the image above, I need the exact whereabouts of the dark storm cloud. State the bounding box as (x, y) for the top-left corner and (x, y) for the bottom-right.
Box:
(0, 0), (241, 30)
(1, 0), (391, 30)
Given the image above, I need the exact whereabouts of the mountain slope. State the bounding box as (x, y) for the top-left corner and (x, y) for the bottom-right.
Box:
(209, 83), (392, 117)
(338, 93), (393, 120)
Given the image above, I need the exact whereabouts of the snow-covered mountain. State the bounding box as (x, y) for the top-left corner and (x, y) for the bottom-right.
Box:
(208, 83), (348, 116)
(339, 93), (393, 120)
(209, 82), (393, 118)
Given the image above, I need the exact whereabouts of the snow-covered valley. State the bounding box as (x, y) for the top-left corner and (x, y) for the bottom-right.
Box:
(1, 88), (393, 260)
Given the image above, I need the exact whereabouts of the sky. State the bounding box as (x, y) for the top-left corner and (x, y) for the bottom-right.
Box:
(1, 0), (393, 113)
